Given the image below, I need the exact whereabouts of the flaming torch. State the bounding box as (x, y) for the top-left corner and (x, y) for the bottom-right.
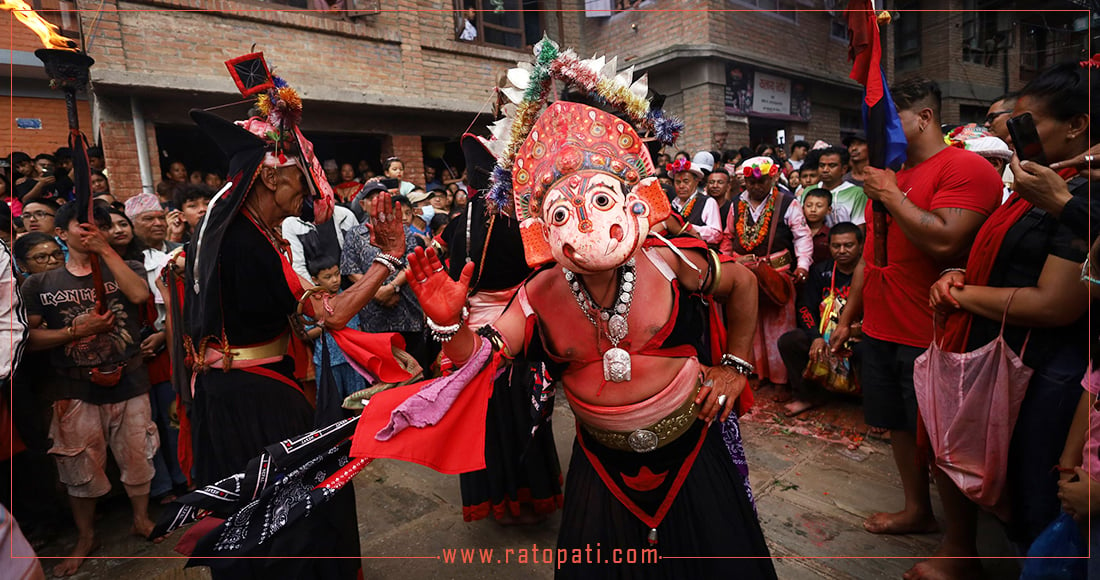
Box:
(5, 1), (106, 312)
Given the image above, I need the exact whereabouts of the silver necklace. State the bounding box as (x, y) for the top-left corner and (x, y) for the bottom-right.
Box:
(563, 258), (636, 382)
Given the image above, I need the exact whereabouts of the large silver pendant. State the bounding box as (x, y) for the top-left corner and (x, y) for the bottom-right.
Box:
(603, 347), (631, 383)
(607, 314), (628, 343)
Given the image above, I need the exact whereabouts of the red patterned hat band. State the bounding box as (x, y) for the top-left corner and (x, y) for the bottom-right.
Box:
(512, 102), (654, 221)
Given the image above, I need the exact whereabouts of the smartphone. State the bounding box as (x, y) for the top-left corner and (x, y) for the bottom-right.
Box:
(380, 178), (400, 191)
(1006, 113), (1047, 165)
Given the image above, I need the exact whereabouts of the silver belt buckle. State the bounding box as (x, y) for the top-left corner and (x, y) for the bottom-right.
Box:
(627, 429), (658, 453)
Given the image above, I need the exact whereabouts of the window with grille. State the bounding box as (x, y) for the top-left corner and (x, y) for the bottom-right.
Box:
(615, 0), (645, 10)
(961, 0), (999, 66)
(894, 1), (920, 71)
(31, 0), (79, 38)
(830, 16), (847, 41)
(454, 0), (542, 50)
(730, 0), (798, 23)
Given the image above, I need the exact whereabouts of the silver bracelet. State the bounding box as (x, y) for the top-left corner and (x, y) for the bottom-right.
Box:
(939, 267), (966, 277)
(720, 353), (755, 376)
(376, 252), (405, 268)
(426, 306), (469, 342)
(372, 256), (396, 276)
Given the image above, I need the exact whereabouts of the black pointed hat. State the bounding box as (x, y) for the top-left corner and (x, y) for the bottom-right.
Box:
(184, 109), (268, 346)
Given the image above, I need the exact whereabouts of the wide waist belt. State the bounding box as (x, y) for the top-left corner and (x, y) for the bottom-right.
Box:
(580, 384), (701, 453)
(225, 333), (290, 363)
(196, 333), (290, 372)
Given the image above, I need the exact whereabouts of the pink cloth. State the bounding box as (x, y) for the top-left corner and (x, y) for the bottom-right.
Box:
(1084, 366), (1100, 481)
(4, 197), (22, 217)
(566, 357), (700, 432)
(752, 297), (796, 384)
(0, 506), (41, 580)
(467, 286), (520, 328)
(376, 336), (492, 441)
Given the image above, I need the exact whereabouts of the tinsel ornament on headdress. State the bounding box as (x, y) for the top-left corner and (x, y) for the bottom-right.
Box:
(483, 36), (684, 214)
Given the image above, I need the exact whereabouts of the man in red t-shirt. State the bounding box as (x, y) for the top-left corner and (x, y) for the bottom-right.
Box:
(837, 78), (1003, 539)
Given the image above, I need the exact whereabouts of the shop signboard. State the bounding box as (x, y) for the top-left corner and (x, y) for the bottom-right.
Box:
(725, 62), (811, 121)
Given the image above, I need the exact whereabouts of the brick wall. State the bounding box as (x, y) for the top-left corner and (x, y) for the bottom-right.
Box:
(806, 105), (841, 145)
(2, 7), (76, 53)
(2, 96), (92, 157)
(96, 95), (160, 201)
(74, 0), (554, 108)
(583, 0), (711, 65)
(385, 135), (425, 188)
(64, 0), (590, 191)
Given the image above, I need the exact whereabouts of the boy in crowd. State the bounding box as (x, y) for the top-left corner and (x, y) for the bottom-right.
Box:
(303, 256), (365, 404)
(816, 146), (867, 228)
(173, 185), (213, 243)
(802, 189), (833, 265)
(797, 150), (822, 199)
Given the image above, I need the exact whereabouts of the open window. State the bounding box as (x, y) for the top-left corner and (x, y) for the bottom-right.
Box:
(454, 0), (542, 50)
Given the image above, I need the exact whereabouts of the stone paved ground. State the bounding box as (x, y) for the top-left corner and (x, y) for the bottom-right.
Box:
(32, 384), (1022, 579)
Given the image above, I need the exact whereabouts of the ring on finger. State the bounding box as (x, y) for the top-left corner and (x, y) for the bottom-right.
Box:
(716, 394), (728, 407)
(433, 266), (445, 273)
(416, 276), (428, 284)
(1086, 154), (1095, 164)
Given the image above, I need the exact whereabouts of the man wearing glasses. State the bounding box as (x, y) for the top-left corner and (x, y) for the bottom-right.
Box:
(982, 92), (1018, 142)
(20, 199), (68, 263)
(983, 92), (1018, 189)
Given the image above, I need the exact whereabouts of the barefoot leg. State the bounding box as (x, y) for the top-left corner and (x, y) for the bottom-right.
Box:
(52, 496), (97, 577)
(863, 430), (937, 534)
(783, 399), (818, 417)
(902, 544), (984, 580)
(128, 493), (164, 543)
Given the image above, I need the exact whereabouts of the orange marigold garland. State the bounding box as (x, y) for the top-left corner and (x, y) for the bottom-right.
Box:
(680, 194), (700, 220)
(735, 194), (775, 251)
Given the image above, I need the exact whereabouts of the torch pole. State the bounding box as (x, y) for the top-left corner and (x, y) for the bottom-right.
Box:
(64, 92), (109, 316)
(36, 48), (107, 314)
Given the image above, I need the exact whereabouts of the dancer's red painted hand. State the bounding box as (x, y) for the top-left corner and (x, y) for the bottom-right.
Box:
(406, 246), (473, 326)
(368, 192), (406, 258)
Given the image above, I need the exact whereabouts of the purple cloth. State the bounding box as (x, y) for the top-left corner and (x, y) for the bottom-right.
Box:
(375, 337), (492, 441)
(722, 412), (755, 512)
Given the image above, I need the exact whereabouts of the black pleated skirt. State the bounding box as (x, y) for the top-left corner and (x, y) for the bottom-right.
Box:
(191, 358), (360, 580)
(556, 421), (777, 580)
(459, 362), (563, 521)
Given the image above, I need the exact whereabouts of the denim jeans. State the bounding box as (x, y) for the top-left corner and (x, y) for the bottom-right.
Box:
(149, 381), (187, 497)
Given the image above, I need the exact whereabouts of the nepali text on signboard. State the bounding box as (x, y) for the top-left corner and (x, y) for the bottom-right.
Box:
(724, 62), (811, 121)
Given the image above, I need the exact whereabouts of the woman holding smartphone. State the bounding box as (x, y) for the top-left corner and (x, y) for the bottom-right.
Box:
(922, 59), (1097, 578)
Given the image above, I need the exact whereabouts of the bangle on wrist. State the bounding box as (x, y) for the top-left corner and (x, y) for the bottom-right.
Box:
(376, 252), (405, 269)
(372, 256), (397, 276)
(720, 353), (754, 376)
(426, 306), (469, 343)
(940, 267), (966, 277)
(66, 325), (76, 339)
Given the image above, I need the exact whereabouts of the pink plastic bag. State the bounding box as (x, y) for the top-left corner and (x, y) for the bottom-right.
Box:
(914, 291), (1032, 512)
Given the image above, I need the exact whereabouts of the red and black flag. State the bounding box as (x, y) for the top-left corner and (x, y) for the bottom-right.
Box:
(846, 0), (907, 266)
(846, 0), (907, 171)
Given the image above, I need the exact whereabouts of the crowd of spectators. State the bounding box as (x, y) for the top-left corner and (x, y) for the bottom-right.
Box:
(1, 58), (1096, 579)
